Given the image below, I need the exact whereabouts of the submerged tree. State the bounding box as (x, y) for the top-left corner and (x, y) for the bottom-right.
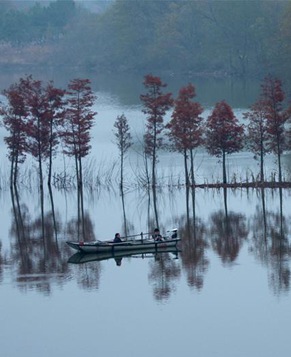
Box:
(113, 113), (132, 190)
(140, 74), (173, 187)
(140, 74), (173, 228)
(45, 82), (66, 187)
(1, 82), (28, 187)
(18, 76), (54, 239)
(1, 76), (65, 189)
(243, 100), (270, 183)
(167, 83), (204, 187)
(61, 78), (97, 239)
(260, 76), (290, 183)
(62, 78), (97, 190)
(205, 100), (244, 184)
(17, 76), (50, 190)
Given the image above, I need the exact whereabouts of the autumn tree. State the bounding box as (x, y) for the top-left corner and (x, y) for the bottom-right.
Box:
(1, 81), (28, 186)
(140, 74), (173, 187)
(205, 100), (244, 184)
(243, 100), (270, 183)
(113, 114), (132, 189)
(17, 76), (52, 194)
(259, 76), (289, 183)
(62, 78), (97, 190)
(8, 75), (63, 240)
(167, 83), (204, 187)
(61, 78), (96, 239)
(45, 82), (66, 187)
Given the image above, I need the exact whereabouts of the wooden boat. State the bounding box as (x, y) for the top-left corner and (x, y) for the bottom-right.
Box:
(68, 246), (180, 264)
(66, 229), (180, 254)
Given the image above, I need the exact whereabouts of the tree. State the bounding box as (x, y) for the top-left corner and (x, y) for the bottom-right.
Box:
(10, 75), (57, 240)
(113, 114), (132, 189)
(243, 100), (270, 182)
(1, 82), (28, 186)
(61, 78), (97, 239)
(18, 76), (51, 193)
(45, 82), (65, 187)
(167, 83), (203, 186)
(260, 75), (290, 183)
(205, 100), (244, 184)
(140, 74), (173, 187)
(62, 78), (97, 190)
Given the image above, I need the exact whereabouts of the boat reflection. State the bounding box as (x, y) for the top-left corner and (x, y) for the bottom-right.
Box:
(68, 246), (180, 266)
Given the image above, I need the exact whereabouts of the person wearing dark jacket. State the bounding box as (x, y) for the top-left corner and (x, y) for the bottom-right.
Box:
(114, 233), (122, 243)
(152, 228), (162, 241)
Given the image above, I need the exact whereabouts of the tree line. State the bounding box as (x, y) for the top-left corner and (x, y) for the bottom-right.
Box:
(1, 72), (291, 240)
(1, 73), (290, 192)
(1, 1), (291, 81)
(140, 75), (291, 189)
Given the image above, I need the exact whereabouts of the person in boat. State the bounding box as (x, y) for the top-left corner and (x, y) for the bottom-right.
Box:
(152, 228), (163, 241)
(171, 229), (177, 239)
(114, 233), (122, 243)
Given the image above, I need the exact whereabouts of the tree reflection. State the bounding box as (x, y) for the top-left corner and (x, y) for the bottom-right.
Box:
(75, 263), (102, 290)
(5, 183), (291, 297)
(120, 186), (134, 237)
(179, 185), (209, 291)
(249, 188), (290, 294)
(208, 208), (248, 264)
(66, 210), (96, 242)
(148, 252), (181, 301)
(179, 215), (209, 291)
(9, 187), (70, 295)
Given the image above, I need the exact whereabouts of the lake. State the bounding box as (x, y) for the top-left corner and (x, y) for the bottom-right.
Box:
(0, 69), (290, 357)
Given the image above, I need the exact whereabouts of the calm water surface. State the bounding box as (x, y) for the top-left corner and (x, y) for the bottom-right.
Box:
(0, 186), (290, 357)
(0, 72), (291, 357)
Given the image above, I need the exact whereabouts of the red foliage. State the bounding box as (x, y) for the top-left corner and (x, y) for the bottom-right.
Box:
(62, 79), (97, 159)
(18, 76), (52, 160)
(260, 75), (289, 154)
(140, 74), (173, 156)
(167, 83), (203, 152)
(206, 100), (244, 157)
(2, 82), (28, 164)
(243, 99), (271, 157)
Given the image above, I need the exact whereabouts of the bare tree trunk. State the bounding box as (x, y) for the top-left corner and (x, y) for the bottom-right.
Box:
(78, 156), (85, 240)
(277, 150), (282, 184)
(120, 187), (128, 237)
(184, 149), (189, 187)
(222, 150), (227, 184)
(190, 149), (196, 226)
(120, 150), (124, 190)
(48, 144), (53, 187)
(48, 184), (58, 241)
(260, 141), (264, 182)
(38, 152), (45, 241)
(152, 185), (159, 229)
(10, 156), (15, 189)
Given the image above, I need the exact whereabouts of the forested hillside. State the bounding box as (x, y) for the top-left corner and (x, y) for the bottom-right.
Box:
(1, 0), (291, 81)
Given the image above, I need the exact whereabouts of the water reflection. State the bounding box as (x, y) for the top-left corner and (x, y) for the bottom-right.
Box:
(249, 188), (291, 294)
(179, 215), (209, 290)
(68, 247), (180, 265)
(2, 186), (291, 297)
(209, 209), (248, 264)
(9, 186), (70, 295)
(148, 250), (181, 301)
